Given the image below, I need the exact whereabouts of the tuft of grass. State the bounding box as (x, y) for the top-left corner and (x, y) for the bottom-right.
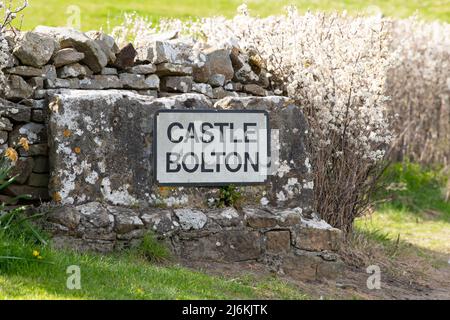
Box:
(135, 231), (171, 263)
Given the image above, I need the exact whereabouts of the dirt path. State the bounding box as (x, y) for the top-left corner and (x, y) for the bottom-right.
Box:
(183, 257), (450, 300)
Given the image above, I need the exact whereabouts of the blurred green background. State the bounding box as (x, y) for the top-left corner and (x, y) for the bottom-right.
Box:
(12, 0), (450, 31)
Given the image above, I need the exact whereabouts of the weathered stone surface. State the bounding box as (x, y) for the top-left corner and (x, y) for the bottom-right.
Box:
(46, 91), (311, 212)
(5, 66), (43, 77)
(77, 202), (113, 230)
(119, 73), (159, 90)
(79, 75), (122, 89)
(117, 73), (141, 88)
(18, 143), (48, 157)
(178, 230), (261, 262)
(6, 184), (49, 200)
(31, 109), (45, 123)
(160, 76), (192, 93)
(0, 98), (32, 122)
(174, 209), (207, 230)
(212, 87), (238, 99)
(52, 235), (114, 253)
(46, 90), (178, 205)
(28, 173), (49, 187)
(130, 64), (156, 74)
(192, 83), (213, 98)
(45, 78), (80, 89)
(28, 77), (45, 90)
(244, 84), (267, 96)
(141, 209), (174, 234)
(33, 156), (49, 173)
(116, 229), (145, 240)
(224, 82), (243, 91)
(5, 75), (34, 100)
(209, 74), (225, 87)
(108, 206), (144, 234)
(13, 32), (55, 67)
(205, 207), (241, 227)
(266, 230), (291, 253)
(193, 48), (234, 83)
(5, 50), (18, 68)
(0, 131), (7, 145)
(282, 251), (344, 281)
(42, 65), (57, 81)
(113, 43), (136, 69)
(231, 49), (260, 84)
(34, 26), (107, 73)
(0, 117), (13, 131)
(137, 89), (158, 98)
(137, 40), (193, 65)
(9, 123), (46, 145)
(156, 63), (192, 76)
(9, 157), (34, 184)
(47, 206), (81, 230)
(31, 99), (47, 109)
(57, 63), (88, 78)
(294, 216), (343, 252)
(244, 207), (279, 228)
(87, 31), (118, 64)
(52, 48), (85, 68)
(100, 67), (118, 75)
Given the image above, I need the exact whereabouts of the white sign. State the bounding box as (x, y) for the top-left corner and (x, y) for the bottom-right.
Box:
(154, 110), (270, 186)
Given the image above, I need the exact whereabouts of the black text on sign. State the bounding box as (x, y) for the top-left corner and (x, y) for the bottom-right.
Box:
(154, 110), (270, 186)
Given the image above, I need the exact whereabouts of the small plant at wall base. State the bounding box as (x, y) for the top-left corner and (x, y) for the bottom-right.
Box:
(216, 185), (242, 208)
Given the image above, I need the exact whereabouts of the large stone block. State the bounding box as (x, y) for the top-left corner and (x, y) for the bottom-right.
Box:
(47, 91), (313, 213)
(178, 230), (262, 262)
(13, 32), (56, 67)
(294, 216), (343, 252)
(34, 26), (107, 73)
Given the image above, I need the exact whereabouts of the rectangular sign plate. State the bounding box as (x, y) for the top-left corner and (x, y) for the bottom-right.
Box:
(154, 109), (270, 186)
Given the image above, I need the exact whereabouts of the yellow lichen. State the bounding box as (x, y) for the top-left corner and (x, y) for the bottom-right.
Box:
(18, 137), (30, 151)
(4, 147), (18, 162)
(52, 192), (62, 203)
(74, 147), (81, 154)
(63, 129), (71, 137)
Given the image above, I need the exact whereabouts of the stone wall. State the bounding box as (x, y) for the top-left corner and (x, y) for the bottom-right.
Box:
(0, 27), (343, 279)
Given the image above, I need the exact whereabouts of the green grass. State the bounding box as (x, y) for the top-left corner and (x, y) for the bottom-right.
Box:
(356, 162), (450, 254)
(9, 0), (450, 31)
(0, 233), (308, 299)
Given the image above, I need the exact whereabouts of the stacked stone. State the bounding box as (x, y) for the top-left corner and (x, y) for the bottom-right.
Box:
(45, 202), (343, 281)
(0, 98), (49, 202)
(3, 27), (275, 102)
(0, 27), (276, 203)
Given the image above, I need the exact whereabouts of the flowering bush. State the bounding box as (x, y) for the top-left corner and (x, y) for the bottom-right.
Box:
(184, 6), (394, 231)
(387, 17), (450, 167)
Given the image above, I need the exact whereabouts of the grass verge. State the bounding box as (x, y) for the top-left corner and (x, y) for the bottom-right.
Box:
(0, 232), (308, 299)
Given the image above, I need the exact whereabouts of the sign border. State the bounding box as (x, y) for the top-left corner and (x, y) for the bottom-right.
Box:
(153, 109), (271, 187)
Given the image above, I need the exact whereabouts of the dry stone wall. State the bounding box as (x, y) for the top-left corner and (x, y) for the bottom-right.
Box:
(0, 27), (343, 279)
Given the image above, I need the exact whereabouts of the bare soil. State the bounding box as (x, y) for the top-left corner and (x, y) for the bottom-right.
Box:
(182, 254), (450, 300)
